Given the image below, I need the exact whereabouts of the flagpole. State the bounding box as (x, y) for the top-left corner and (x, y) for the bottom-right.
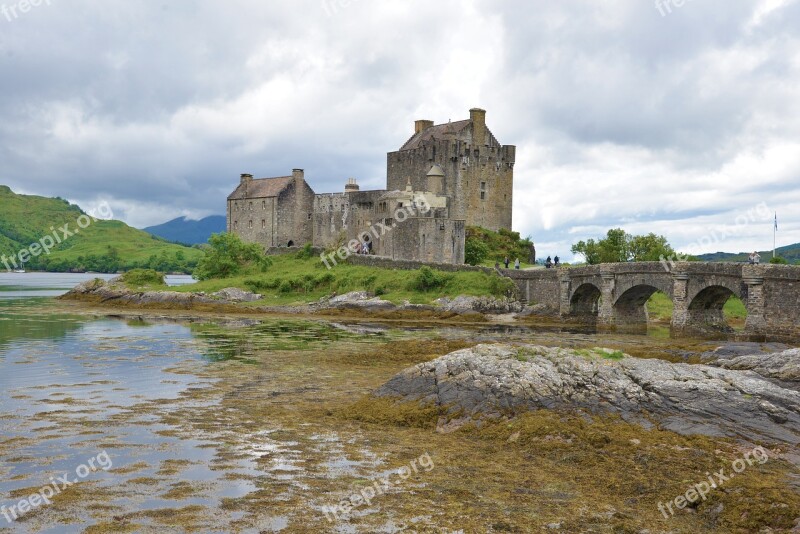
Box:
(773, 212), (777, 259)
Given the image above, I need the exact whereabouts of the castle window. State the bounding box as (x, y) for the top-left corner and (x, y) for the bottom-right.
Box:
(248, 220), (253, 229)
(308, 213), (312, 220)
(481, 191), (486, 200)
(233, 221), (238, 230)
(262, 200), (266, 210)
(262, 220), (266, 229)
(249, 202), (253, 211)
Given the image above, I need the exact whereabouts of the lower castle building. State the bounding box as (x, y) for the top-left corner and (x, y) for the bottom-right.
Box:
(226, 108), (515, 264)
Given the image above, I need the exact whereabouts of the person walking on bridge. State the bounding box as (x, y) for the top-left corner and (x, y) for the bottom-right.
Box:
(514, 258), (520, 270)
(504, 256), (510, 269)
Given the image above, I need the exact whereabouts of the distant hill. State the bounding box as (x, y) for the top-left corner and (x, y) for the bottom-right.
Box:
(695, 243), (800, 263)
(143, 215), (226, 246)
(0, 185), (203, 273)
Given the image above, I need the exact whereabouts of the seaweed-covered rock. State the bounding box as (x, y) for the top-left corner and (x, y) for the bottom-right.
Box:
(376, 344), (800, 444)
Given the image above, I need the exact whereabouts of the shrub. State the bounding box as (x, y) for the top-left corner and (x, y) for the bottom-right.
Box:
(295, 243), (315, 260)
(408, 266), (452, 292)
(194, 233), (272, 281)
(464, 238), (490, 266)
(488, 274), (517, 298)
(278, 280), (293, 293)
(121, 269), (165, 287)
(770, 256), (789, 265)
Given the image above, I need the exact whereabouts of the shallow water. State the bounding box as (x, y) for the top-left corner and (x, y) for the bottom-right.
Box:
(0, 276), (796, 532)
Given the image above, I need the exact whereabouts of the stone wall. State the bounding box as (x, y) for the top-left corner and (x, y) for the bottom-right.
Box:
(347, 254), (493, 274)
(752, 264), (800, 340)
(228, 196), (279, 247)
(502, 268), (560, 308)
(386, 137), (514, 231)
(384, 218), (465, 264)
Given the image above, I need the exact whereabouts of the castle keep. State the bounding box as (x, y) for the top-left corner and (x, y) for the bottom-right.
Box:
(226, 108), (515, 264)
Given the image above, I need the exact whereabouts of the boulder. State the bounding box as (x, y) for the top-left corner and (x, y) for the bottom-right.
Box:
(212, 287), (262, 302)
(376, 344), (800, 444)
(711, 348), (800, 382)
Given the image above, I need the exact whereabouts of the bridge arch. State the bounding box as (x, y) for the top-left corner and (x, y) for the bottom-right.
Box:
(570, 282), (601, 316)
(683, 284), (747, 334)
(612, 283), (673, 333)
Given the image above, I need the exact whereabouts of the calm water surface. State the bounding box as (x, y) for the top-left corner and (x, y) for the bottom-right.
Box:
(0, 274), (787, 532)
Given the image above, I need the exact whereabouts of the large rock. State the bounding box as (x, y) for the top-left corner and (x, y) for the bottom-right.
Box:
(211, 287), (262, 302)
(435, 295), (524, 314)
(376, 344), (800, 444)
(325, 291), (396, 311)
(711, 348), (800, 382)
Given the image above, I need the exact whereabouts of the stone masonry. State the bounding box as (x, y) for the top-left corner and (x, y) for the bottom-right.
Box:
(503, 261), (800, 341)
(226, 108), (514, 264)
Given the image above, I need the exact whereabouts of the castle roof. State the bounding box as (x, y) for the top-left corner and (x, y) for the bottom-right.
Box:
(399, 118), (500, 151)
(400, 120), (471, 151)
(227, 176), (293, 200)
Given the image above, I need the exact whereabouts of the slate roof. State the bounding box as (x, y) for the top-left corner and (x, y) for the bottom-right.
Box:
(227, 176), (293, 200)
(400, 120), (471, 151)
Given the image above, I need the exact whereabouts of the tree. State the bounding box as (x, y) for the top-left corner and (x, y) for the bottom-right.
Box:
(464, 237), (490, 266)
(194, 233), (272, 281)
(571, 228), (675, 265)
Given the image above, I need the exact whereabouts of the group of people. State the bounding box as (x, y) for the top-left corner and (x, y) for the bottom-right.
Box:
(501, 255), (561, 270)
(749, 251), (761, 265)
(544, 255), (560, 269)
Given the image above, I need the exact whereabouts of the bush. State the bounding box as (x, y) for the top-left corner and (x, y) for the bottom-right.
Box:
(407, 266), (452, 292)
(295, 243), (315, 260)
(121, 269), (165, 287)
(465, 238), (490, 266)
(770, 256), (789, 264)
(194, 233), (272, 281)
(488, 274), (517, 298)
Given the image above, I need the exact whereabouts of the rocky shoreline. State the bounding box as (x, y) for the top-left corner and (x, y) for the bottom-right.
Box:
(58, 277), (526, 317)
(375, 344), (800, 446)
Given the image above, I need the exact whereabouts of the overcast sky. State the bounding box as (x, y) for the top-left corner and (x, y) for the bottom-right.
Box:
(1, 0), (798, 258)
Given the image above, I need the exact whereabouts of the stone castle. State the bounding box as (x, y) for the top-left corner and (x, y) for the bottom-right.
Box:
(226, 108), (515, 264)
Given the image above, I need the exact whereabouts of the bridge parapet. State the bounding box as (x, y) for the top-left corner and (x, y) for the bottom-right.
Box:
(501, 262), (800, 341)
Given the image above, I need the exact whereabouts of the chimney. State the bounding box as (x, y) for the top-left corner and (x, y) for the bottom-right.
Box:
(240, 173), (253, 184)
(415, 120), (434, 134)
(345, 177), (360, 193)
(292, 169), (304, 180)
(470, 108), (487, 145)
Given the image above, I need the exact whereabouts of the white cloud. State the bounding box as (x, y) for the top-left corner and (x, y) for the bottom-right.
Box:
(0, 0), (798, 257)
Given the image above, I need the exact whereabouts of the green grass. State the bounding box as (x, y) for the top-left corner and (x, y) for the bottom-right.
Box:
(175, 253), (516, 306)
(646, 292), (747, 323)
(467, 226), (534, 265)
(0, 186), (202, 272)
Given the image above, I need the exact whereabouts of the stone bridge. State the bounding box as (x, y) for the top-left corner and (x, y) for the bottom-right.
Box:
(503, 262), (800, 340)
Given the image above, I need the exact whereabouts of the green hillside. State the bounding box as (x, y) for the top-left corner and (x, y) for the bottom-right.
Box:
(696, 243), (800, 263)
(0, 186), (202, 273)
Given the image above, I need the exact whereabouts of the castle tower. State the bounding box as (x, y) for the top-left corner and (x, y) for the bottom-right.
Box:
(345, 178), (360, 192)
(386, 107), (515, 231)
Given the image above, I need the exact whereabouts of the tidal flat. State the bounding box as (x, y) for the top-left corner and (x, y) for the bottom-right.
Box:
(0, 300), (798, 533)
